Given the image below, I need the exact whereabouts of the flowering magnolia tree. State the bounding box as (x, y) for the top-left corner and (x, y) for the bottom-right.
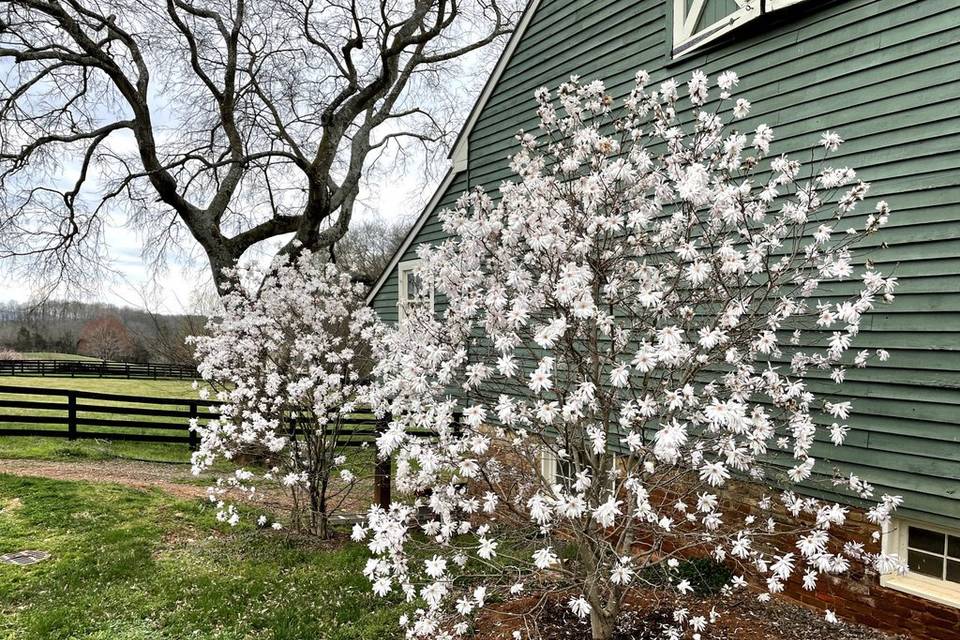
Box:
(359, 70), (904, 639)
(190, 252), (377, 538)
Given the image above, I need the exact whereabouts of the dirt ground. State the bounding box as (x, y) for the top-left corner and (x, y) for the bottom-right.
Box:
(0, 458), (371, 517)
(0, 458), (213, 500)
(473, 591), (908, 640)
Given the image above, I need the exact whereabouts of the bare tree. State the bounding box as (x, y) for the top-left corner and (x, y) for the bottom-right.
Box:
(0, 0), (519, 293)
(333, 214), (410, 286)
(77, 313), (133, 360)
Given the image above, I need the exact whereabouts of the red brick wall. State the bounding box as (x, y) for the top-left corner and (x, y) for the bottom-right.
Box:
(730, 485), (960, 639)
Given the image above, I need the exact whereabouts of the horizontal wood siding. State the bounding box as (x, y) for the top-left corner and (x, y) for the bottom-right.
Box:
(371, 172), (469, 324)
(371, 0), (960, 527)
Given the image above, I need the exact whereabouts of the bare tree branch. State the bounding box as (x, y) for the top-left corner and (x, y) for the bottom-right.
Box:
(0, 0), (521, 293)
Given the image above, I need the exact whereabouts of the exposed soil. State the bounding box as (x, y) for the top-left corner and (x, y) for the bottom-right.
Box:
(0, 458), (213, 500)
(474, 592), (907, 640)
(0, 458), (370, 516)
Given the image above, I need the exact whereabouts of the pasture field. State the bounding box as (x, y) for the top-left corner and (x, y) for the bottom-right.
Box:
(0, 377), (209, 463)
(16, 352), (100, 361)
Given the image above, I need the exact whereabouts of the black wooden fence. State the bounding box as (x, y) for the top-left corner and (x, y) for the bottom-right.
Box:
(0, 359), (198, 380)
(0, 384), (457, 508)
(0, 385), (212, 448)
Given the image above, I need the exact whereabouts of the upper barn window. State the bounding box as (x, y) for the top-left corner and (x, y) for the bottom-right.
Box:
(672, 0), (811, 58)
(397, 259), (433, 320)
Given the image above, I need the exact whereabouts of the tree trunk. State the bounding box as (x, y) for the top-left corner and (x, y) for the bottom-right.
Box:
(590, 607), (616, 640)
(308, 478), (330, 539)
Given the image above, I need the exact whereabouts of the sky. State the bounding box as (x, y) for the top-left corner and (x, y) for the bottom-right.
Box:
(0, 169), (431, 314)
(0, 2), (510, 315)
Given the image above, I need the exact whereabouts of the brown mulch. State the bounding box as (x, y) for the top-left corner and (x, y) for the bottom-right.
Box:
(474, 592), (907, 640)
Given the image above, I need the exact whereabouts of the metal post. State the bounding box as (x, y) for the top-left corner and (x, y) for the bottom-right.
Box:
(373, 415), (392, 509)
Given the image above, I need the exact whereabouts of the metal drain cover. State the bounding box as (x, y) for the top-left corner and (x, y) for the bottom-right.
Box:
(0, 550), (50, 565)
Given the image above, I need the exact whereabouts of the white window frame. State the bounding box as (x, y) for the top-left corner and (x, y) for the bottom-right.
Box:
(672, 0), (762, 58)
(540, 449), (560, 486)
(672, 0), (816, 59)
(397, 259), (433, 320)
(881, 518), (960, 609)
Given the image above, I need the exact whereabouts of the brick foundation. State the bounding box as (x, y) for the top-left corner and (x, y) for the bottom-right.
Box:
(729, 484), (960, 639)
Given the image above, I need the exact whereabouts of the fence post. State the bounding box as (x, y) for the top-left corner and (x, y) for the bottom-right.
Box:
(188, 402), (199, 451)
(67, 391), (77, 441)
(374, 457), (391, 510)
(373, 415), (391, 509)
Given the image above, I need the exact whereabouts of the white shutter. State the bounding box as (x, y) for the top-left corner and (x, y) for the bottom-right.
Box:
(673, 0), (762, 58)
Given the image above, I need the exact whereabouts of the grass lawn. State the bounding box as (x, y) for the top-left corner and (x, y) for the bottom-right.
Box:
(0, 473), (406, 640)
(0, 377), (209, 464)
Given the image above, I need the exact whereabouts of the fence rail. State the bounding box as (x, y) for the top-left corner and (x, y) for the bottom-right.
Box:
(0, 384), (213, 448)
(0, 359), (198, 380)
(0, 384), (457, 509)
(0, 386), (414, 447)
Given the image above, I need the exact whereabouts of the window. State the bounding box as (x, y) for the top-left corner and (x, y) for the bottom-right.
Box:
(671, 0), (813, 58)
(881, 519), (960, 608)
(905, 526), (960, 584)
(397, 259), (432, 319)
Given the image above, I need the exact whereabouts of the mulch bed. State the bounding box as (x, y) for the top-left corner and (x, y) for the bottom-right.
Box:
(474, 591), (907, 640)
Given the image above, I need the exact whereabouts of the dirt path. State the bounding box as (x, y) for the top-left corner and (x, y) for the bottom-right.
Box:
(0, 458), (369, 517)
(0, 458), (212, 501)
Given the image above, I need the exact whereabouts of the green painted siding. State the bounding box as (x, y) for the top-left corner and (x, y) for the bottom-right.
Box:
(372, 0), (960, 527)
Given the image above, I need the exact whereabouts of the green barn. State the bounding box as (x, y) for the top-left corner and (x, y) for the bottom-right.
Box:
(367, 0), (960, 620)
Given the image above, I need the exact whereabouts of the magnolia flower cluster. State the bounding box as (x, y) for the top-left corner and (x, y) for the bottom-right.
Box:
(360, 70), (904, 640)
(189, 251), (377, 537)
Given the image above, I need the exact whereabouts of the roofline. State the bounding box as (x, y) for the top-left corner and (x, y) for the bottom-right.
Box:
(365, 0), (544, 306)
(365, 167), (457, 305)
(447, 0), (544, 166)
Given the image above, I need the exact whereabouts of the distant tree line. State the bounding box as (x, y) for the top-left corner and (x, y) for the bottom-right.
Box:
(0, 300), (205, 364)
(0, 214), (412, 363)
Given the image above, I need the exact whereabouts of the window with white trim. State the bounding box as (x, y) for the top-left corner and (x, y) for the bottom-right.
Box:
(397, 259), (433, 319)
(672, 0), (814, 58)
(881, 518), (960, 609)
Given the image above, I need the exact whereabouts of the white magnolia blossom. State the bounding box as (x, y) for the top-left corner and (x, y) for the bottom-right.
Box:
(190, 251), (377, 538)
(362, 70), (904, 639)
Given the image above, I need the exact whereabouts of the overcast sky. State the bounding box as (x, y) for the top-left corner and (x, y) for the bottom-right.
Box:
(0, 168), (430, 313)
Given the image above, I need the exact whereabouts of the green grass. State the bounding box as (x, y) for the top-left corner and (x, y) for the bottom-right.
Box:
(16, 353), (99, 361)
(0, 377), (210, 464)
(0, 474), (406, 640)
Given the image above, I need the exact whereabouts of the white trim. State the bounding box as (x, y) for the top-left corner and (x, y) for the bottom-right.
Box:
(540, 449), (558, 485)
(672, 0), (762, 59)
(396, 258), (433, 319)
(447, 0), (544, 167)
(367, 0), (543, 306)
(880, 518), (960, 609)
(365, 169), (456, 306)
